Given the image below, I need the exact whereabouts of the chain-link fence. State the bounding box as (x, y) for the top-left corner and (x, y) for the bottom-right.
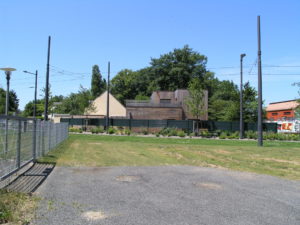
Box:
(0, 116), (68, 181)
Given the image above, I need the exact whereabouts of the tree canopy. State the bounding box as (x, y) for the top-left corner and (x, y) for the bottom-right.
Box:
(91, 65), (106, 99)
(0, 88), (19, 115)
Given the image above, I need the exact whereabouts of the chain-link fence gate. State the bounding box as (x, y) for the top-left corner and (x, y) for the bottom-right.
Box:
(0, 116), (68, 181)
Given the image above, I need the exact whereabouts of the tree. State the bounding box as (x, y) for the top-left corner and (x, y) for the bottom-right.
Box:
(22, 99), (44, 117)
(91, 65), (106, 99)
(186, 78), (206, 134)
(55, 86), (94, 115)
(208, 80), (239, 121)
(0, 88), (19, 115)
(149, 45), (207, 91)
(111, 69), (139, 104)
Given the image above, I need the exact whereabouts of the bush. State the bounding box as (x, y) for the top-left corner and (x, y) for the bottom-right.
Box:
(69, 127), (82, 133)
(189, 132), (195, 138)
(177, 130), (186, 138)
(156, 133), (160, 137)
(142, 129), (148, 135)
(245, 130), (257, 139)
(108, 127), (116, 134)
(219, 132), (227, 139)
(90, 127), (98, 134)
(168, 128), (178, 137)
(124, 128), (131, 136)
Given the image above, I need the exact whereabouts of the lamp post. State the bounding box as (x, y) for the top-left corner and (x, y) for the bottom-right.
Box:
(240, 54), (246, 139)
(257, 15), (263, 146)
(0, 67), (16, 154)
(24, 70), (38, 118)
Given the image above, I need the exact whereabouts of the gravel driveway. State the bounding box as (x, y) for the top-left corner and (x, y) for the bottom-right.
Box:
(33, 166), (300, 225)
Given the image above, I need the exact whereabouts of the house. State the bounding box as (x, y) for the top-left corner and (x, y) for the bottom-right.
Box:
(266, 100), (299, 121)
(85, 91), (126, 117)
(126, 89), (208, 120)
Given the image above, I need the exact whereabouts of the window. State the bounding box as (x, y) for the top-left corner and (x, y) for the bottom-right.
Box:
(160, 99), (171, 104)
(284, 112), (291, 115)
(271, 112), (278, 116)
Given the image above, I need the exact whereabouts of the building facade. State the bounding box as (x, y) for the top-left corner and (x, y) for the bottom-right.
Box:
(266, 100), (299, 121)
(126, 89), (208, 120)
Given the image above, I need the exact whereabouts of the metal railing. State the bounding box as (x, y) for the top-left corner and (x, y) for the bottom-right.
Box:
(0, 116), (68, 181)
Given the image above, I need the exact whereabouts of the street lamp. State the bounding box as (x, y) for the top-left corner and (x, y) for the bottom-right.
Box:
(0, 67), (16, 154)
(23, 70), (38, 118)
(240, 54), (246, 139)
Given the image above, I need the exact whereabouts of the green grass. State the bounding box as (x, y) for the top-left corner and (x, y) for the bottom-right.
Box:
(0, 189), (39, 224)
(38, 134), (300, 180)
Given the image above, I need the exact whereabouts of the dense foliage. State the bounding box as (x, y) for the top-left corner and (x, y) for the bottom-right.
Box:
(91, 65), (106, 99)
(111, 45), (259, 122)
(0, 88), (19, 115)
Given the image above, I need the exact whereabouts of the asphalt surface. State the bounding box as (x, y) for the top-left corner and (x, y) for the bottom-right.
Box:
(33, 166), (300, 225)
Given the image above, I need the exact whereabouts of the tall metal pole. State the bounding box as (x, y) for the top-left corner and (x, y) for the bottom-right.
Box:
(44, 36), (51, 121)
(257, 16), (263, 146)
(106, 62), (110, 132)
(240, 54), (246, 139)
(5, 71), (10, 116)
(34, 70), (38, 118)
(5, 71), (11, 153)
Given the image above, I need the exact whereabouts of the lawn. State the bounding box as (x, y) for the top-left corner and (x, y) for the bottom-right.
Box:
(38, 134), (300, 180)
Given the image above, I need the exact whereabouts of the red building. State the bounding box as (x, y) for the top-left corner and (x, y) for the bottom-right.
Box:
(266, 100), (299, 121)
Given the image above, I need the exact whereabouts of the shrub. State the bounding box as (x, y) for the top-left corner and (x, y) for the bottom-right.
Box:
(219, 132), (227, 139)
(90, 128), (98, 134)
(108, 127), (116, 134)
(169, 128), (178, 137)
(245, 130), (257, 139)
(124, 128), (131, 136)
(142, 129), (149, 135)
(177, 130), (186, 138)
(189, 132), (195, 138)
(69, 127), (82, 133)
(156, 133), (160, 137)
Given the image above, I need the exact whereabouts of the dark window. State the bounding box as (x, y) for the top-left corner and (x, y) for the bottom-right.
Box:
(271, 112), (278, 116)
(160, 99), (171, 104)
(284, 112), (291, 115)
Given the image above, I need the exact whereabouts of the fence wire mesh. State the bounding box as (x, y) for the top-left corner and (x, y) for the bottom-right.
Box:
(0, 116), (68, 180)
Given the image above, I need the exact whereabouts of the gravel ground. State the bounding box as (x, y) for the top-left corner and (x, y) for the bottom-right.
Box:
(33, 166), (300, 225)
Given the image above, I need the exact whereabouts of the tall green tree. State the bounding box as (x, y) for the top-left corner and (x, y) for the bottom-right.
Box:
(111, 69), (139, 104)
(0, 88), (19, 115)
(186, 78), (206, 120)
(91, 65), (106, 99)
(186, 78), (206, 134)
(55, 86), (94, 115)
(149, 45), (207, 91)
(22, 99), (44, 117)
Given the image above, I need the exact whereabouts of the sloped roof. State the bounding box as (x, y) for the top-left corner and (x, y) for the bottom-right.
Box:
(266, 100), (299, 111)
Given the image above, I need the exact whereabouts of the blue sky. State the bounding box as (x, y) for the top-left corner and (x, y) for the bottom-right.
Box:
(0, 0), (299, 110)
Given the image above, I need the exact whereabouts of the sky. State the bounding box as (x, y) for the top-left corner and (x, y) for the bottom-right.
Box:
(0, 0), (299, 110)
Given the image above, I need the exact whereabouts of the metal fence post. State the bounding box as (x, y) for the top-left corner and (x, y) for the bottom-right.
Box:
(48, 122), (51, 151)
(32, 119), (37, 161)
(16, 120), (21, 168)
(41, 121), (45, 156)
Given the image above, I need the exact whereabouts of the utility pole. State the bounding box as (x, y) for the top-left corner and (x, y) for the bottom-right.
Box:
(34, 70), (38, 118)
(44, 36), (51, 121)
(106, 62), (110, 132)
(240, 53), (246, 139)
(257, 16), (263, 146)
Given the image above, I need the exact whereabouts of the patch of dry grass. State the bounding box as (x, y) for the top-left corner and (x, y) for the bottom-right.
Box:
(0, 190), (39, 224)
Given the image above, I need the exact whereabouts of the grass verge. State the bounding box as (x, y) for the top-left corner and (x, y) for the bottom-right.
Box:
(0, 190), (38, 224)
(38, 134), (300, 180)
